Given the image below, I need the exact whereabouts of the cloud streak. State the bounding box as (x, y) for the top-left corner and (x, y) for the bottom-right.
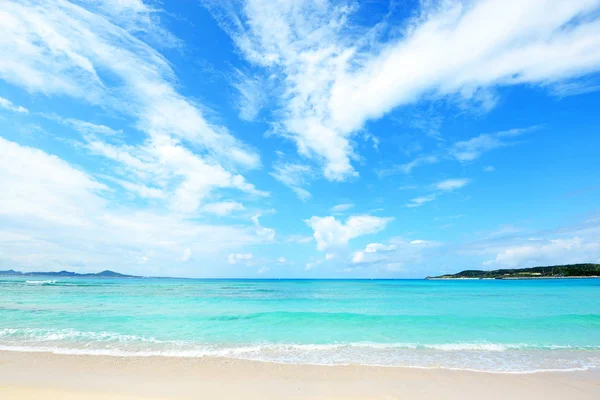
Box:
(207, 0), (600, 181)
(0, 0), (264, 215)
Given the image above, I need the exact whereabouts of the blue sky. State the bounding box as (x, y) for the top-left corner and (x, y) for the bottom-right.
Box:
(0, 0), (599, 278)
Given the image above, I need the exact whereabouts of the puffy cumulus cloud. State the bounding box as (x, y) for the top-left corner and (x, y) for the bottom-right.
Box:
(305, 215), (393, 252)
(207, 0), (600, 181)
(227, 253), (254, 265)
(0, 138), (269, 276)
(0, 0), (264, 216)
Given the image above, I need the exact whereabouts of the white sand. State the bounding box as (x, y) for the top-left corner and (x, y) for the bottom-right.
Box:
(0, 350), (598, 399)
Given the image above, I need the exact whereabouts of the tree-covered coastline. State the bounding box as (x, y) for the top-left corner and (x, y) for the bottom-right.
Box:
(427, 263), (600, 279)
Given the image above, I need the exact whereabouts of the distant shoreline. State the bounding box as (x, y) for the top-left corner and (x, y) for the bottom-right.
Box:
(427, 276), (600, 280)
(427, 263), (600, 280)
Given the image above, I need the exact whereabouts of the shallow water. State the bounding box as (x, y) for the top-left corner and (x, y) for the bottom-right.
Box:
(1, 277), (599, 372)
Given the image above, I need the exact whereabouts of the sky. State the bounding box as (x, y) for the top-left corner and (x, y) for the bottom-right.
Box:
(0, 0), (599, 278)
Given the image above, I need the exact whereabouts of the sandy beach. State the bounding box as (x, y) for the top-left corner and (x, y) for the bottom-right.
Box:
(0, 351), (598, 399)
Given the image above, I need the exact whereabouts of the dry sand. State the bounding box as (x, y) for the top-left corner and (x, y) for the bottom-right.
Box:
(0, 350), (598, 399)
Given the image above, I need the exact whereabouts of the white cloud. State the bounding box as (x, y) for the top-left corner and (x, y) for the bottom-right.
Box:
(202, 201), (245, 216)
(270, 162), (313, 201)
(386, 125), (539, 176)
(0, 136), (108, 227)
(330, 203), (354, 213)
(351, 242), (396, 265)
(208, 0), (600, 181)
(405, 178), (471, 208)
(383, 155), (439, 176)
(0, 96), (28, 113)
(484, 165), (496, 172)
(276, 257), (286, 263)
(351, 237), (440, 267)
(351, 251), (365, 264)
(484, 237), (600, 267)
(59, 117), (123, 136)
(0, 0), (264, 215)
(227, 253), (254, 265)
(251, 213), (276, 241)
(0, 138), (269, 276)
(232, 69), (266, 121)
(80, 0), (181, 49)
(365, 243), (396, 253)
(406, 194), (437, 208)
(181, 248), (192, 262)
(285, 234), (313, 244)
(112, 179), (166, 199)
(305, 260), (322, 270)
(450, 126), (539, 162)
(305, 215), (393, 252)
(435, 178), (471, 191)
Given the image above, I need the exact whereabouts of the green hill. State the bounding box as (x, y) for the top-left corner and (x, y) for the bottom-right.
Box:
(428, 263), (600, 279)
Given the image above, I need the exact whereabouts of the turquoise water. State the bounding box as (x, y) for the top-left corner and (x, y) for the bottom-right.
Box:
(1, 277), (599, 372)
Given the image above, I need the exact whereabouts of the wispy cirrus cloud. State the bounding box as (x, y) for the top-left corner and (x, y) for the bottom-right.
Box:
(232, 68), (267, 122)
(449, 126), (541, 162)
(0, 96), (28, 113)
(270, 161), (313, 201)
(206, 0), (600, 181)
(381, 125), (542, 176)
(406, 178), (470, 207)
(0, 0), (264, 216)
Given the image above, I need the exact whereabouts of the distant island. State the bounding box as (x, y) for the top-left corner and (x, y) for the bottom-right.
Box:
(0, 269), (139, 278)
(427, 263), (600, 280)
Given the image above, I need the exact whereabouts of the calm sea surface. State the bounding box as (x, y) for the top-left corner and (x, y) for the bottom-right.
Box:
(1, 277), (599, 372)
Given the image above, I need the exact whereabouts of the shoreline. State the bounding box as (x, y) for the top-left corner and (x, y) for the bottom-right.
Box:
(0, 343), (598, 374)
(426, 276), (600, 280)
(1, 350), (599, 399)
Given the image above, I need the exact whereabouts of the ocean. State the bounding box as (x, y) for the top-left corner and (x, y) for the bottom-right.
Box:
(1, 277), (599, 373)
